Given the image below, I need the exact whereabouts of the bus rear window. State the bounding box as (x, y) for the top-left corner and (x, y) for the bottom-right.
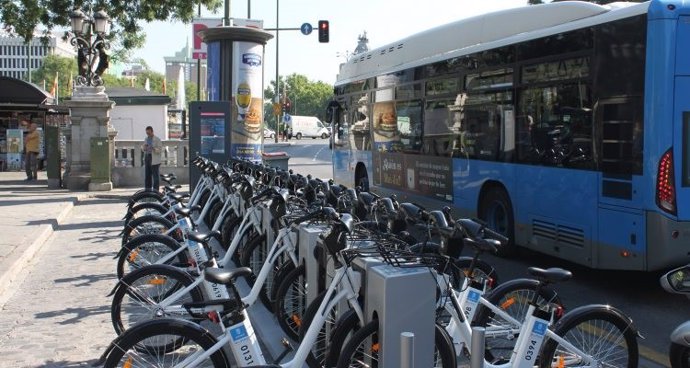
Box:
(683, 111), (690, 187)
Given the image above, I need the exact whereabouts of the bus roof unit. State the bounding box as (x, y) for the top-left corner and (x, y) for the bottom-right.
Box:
(336, 1), (649, 85)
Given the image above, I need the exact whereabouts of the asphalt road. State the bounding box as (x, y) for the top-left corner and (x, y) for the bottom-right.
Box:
(270, 137), (678, 367)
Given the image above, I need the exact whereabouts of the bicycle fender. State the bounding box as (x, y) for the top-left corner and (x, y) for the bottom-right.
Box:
(671, 320), (690, 347)
(93, 318), (227, 367)
(483, 278), (559, 305)
(551, 304), (641, 338)
(106, 264), (196, 297)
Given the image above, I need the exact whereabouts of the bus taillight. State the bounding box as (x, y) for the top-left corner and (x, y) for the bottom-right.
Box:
(656, 149), (677, 215)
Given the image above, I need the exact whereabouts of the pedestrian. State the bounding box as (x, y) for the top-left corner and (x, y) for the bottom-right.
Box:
(141, 126), (162, 192)
(24, 122), (39, 181)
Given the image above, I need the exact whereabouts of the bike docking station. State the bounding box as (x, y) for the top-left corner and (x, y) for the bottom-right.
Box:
(298, 222), (331, 306)
(353, 255), (437, 368)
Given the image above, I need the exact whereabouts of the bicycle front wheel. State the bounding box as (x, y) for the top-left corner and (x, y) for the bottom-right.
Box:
(122, 215), (179, 246)
(472, 278), (564, 364)
(538, 305), (639, 368)
(117, 234), (187, 279)
(124, 202), (170, 226)
(273, 264), (307, 341)
(671, 342), (690, 368)
(111, 265), (205, 336)
(103, 319), (228, 368)
(335, 319), (456, 368)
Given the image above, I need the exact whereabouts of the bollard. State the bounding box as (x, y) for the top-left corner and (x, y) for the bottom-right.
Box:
(470, 326), (485, 368)
(400, 332), (414, 368)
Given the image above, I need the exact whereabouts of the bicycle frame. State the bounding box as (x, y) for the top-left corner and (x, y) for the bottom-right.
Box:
(177, 252), (365, 368)
(443, 279), (596, 367)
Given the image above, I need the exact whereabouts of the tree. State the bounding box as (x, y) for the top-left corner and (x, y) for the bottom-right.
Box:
(264, 73), (334, 130)
(0, 0), (223, 60)
(31, 54), (77, 102)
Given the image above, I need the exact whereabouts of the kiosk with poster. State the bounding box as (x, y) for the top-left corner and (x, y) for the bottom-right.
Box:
(189, 25), (273, 189)
(189, 101), (231, 190)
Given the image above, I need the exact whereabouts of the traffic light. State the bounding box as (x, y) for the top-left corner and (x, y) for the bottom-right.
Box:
(282, 98), (292, 113)
(318, 20), (329, 43)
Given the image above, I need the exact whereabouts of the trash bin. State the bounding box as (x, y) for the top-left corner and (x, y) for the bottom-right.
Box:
(262, 151), (290, 170)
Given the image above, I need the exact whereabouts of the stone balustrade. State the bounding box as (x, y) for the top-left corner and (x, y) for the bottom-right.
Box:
(112, 139), (189, 187)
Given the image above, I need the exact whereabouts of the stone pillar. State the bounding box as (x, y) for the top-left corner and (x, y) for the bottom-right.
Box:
(63, 86), (117, 191)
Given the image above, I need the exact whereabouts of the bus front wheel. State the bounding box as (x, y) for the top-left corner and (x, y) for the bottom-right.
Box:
(479, 187), (516, 257)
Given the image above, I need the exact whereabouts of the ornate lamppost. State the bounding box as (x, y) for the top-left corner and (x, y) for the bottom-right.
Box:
(63, 7), (116, 192)
(69, 8), (110, 87)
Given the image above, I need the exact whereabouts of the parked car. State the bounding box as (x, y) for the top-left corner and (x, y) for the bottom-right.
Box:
(263, 128), (276, 139)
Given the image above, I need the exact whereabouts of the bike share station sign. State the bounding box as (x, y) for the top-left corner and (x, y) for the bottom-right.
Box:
(189, 24), (274, 189)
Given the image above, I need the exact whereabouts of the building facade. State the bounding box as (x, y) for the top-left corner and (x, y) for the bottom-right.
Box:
(0, 31), (75, 81)
(164, 43), (207, 99)
(107, 87), (172, 140)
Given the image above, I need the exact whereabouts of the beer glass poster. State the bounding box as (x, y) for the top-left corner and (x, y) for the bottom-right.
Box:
(231, 41), (263, 161)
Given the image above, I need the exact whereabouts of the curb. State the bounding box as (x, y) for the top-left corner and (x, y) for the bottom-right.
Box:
(0, 195), (81, 306)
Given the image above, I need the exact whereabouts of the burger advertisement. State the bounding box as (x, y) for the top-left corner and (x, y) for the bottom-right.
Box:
(372, 101), (402, 152)
(231, 41), (264, 162)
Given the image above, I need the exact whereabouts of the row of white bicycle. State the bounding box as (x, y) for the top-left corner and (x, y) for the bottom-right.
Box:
(94, 156), (641, 368)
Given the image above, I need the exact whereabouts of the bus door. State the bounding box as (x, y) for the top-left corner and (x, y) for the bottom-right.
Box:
(674, 79), (690, 220)
(673, 17), (690, 220)
(596, 97), (646, 270)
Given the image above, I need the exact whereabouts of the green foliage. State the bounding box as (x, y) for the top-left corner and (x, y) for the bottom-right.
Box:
(264, 73), (334, 129)
(30, 54), (76, 101)
(0, 0), (222, 59)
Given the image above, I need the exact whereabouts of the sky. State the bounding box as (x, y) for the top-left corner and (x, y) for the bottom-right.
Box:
(131, 0), (529, 86)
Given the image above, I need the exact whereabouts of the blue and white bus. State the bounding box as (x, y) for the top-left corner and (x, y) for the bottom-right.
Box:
(331, 0), (690, 271)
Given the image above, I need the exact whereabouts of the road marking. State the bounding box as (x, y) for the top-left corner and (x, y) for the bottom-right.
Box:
(313, 146), (325, 161)
(639, 344), (670, 367)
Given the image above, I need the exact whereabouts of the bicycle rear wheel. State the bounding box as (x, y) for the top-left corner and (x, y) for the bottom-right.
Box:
(538, 305), (638, 368)
(103, 319), (228, 368)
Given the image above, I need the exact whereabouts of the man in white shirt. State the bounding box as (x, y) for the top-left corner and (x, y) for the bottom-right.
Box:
(141, 126), (162, 191)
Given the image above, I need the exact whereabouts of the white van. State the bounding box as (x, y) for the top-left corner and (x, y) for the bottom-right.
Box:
(287, 115), (330, 139)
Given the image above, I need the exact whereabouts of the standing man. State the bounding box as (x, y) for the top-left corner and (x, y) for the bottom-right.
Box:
(24, 122), (39, 181)
(141, 126), (162, 192)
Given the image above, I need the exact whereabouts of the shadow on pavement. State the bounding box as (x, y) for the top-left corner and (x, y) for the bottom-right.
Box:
(34, 304), (111, 324)
(71, 251), (118, 261)
(55, 221), (123, 231)
(54, 273), (116, 287)
(0, 197), (77, 207)
(33, 359), (99, 368)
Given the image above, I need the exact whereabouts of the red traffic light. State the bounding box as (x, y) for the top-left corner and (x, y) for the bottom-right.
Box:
(318, 20), (329, 43)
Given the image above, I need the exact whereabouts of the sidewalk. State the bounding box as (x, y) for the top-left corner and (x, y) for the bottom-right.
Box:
(0, 171), (139, 303)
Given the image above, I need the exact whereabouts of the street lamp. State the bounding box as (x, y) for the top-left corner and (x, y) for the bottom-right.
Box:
(69, 8), (111, 87)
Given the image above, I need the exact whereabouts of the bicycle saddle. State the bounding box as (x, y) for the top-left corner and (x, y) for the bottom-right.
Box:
(187, 230), (221, 245)
(174, 205), (201, 218)
(527, 267), (572, 284)
(204, 267), (253, 285)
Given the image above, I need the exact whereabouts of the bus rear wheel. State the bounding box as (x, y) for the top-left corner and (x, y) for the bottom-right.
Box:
(479, 186), (516, 257)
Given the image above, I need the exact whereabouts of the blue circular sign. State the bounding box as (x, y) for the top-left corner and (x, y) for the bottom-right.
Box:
(300, 23), (313, 36)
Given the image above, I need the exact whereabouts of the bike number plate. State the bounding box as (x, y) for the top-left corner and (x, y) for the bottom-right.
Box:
(229, 319), (266, 366)
(513, 317), (548, 368)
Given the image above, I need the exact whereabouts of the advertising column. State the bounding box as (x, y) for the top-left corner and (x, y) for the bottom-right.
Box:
(231, 42), (263, 162)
